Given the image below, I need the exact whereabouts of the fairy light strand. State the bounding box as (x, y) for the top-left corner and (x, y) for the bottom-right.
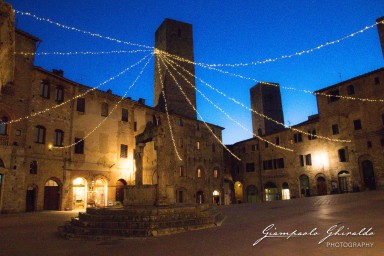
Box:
(14, 9), (153, 49)
(199, 20), (384, 67)
(155, 57), (182, 160)
(16, 49), (152, 56)
(158, 57), (242, 161)
(55, 54), (153, 149)
(5, 53), (153, 125)
(162, 54), (351, 143)
(155, 19), (384, 68)
(162, 50), (384, 103)
(162, 55), (294, 152)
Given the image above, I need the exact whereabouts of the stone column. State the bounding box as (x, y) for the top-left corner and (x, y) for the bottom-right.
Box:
(154, 141), (169, 206)
(134, 143), (145, 186)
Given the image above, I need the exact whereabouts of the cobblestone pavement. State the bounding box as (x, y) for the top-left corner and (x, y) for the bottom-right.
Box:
(0, 191), (383, 256)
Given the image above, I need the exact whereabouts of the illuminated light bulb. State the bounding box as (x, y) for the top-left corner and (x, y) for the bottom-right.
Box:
(52, 54), (154, 150)
(158, 57), (242, 161)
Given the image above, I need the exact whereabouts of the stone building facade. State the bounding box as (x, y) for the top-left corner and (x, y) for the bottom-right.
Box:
(226, 68), (384, 203)
(0, 2), (225, 213)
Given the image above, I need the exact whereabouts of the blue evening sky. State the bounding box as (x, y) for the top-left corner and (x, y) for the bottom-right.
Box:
(8, 0), (384, 144)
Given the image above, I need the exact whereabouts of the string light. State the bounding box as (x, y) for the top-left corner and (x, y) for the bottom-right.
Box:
(162, 54), (351, 144)
(162, 51), (384, 103)
(14, 9), (153, 49)
(15, 49), (152, 56)
(155, 57), (182, 160)
(5, 53), (153, 125)
(55, 54), (153, 149)
(155, 19), (384, 68)
(161, 55), (294, 152)
(199, 20), (384, 67)
(158, 57), (242, 161)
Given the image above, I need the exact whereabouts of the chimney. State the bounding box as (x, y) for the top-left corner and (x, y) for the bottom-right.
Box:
(52, 69), (64, 77)
(138, 98), (146, 105)
(377, 17), (384, 58)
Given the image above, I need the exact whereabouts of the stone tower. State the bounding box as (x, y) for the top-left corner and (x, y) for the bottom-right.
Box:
(250, 83), (284, 136)
(154, 19), (197, 120)
(377, 17), (384, 58)
(0, 0), (15, 94)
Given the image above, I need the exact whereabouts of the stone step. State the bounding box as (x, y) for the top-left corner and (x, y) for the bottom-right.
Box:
(59, 205), (224, 240)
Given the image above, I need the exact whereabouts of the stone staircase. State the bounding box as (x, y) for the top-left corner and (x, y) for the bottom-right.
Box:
(58, 204), (224, 240)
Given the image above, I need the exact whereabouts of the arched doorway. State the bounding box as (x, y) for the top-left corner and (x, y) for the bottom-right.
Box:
(115, 179), (127, 204)
(234, 181), (243, 203)
(338, 171), (350, 193)
(44, 179), (60, 210)
(316, 176), (327, 196)
(73, 177), (87, 209)
(246, 185), (257, 203)
(362, 160), (376, 190)
(196, 190), (204, 204)
(299, 175), (310, 197)
(212, 190), (220, 205)
(26, 185), (37, 212)
(264, 182), (278, 201)
(282, 182), (290, 200)
(94, 178), (107, 207)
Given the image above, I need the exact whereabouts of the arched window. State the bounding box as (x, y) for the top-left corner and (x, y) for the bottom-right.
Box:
(35, 125), (46, 144)
(0, 115), (8, 135)
(54, 129), (64, 147)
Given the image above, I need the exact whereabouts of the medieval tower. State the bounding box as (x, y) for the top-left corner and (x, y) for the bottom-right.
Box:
(250, 82), (284, 136)
(154, 19), (197, 119)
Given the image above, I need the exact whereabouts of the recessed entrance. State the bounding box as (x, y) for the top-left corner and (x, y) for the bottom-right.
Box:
(94, 179), (107, 207)
(316, 176), (327, 196)
(282, 182), (290, 200)
(234, 181), (243, 203)
(26, 185), (37, 212)
(196, 190), (204, 204)
(44, 179), (60, 210)
(338, 171), (350, 193)
(212, 190), (220, 205)
(264, 182), (278, 201)
(73, 177), (87, 209)
(246, 185), (257, 203)
(362, 160), (376, 190)
(299, 175), (310, 197)
(115, 179), (127, 204)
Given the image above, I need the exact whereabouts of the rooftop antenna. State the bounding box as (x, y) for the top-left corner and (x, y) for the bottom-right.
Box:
(337, 72), (342, 82)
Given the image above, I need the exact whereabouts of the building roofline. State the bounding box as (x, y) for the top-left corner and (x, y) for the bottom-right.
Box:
(34, 67), (224, 130)
(314, 67), (384, 93)
(15, 29), (41, 42)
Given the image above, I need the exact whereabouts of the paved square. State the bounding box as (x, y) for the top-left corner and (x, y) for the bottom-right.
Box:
(1, 191), (383, 256)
